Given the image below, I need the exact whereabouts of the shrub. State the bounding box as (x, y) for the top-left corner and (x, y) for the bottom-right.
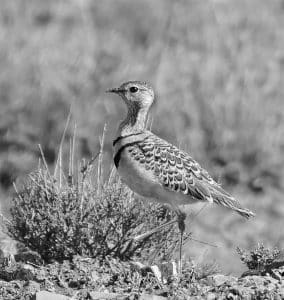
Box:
(236, 243), (282, 271)
(2, 144), (181, 263)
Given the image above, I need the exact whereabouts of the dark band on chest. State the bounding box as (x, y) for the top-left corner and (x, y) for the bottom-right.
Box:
(113, 132), (144, 146)
(114, 139), (145, 168)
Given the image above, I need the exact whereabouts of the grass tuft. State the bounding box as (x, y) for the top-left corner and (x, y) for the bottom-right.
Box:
(2, 133), (181, 264)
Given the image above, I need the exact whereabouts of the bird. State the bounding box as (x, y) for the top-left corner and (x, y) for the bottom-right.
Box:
(107, 80), (255, 273)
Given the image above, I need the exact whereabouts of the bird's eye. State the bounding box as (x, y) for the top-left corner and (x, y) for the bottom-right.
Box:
(129, 86), (138, 93)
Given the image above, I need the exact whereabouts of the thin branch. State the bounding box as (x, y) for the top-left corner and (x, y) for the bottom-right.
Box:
(38, 144), (51, 179)
(54, 107), (72, 177)
(97, 124), (107, 195)
(72, 123), (77, 178)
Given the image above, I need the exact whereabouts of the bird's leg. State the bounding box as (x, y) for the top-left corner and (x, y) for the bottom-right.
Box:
(132, 206), (187, 277)
(176, 210), (186, 276)
(133, 219), (177, 241)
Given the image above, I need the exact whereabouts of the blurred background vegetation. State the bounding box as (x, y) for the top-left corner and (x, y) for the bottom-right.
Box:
(0, 0), (284, 274)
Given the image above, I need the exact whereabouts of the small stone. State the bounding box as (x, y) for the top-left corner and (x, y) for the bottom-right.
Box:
(226, 292), (239, 300)
(35, 291), (70, 300)
(91, 270), (100, 282)
(89, 291), (123, 299)
(206, 292), (216, 300)
(240, 275), (265, 287)
(252, 275), (266, 287)
(139, 294), (167, 300)
(266, 282), (277, 291)
(208, 274), (231, 287)
(226, 275), (238, 285)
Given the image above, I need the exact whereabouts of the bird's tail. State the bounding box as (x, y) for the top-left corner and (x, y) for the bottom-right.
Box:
(210, 187), (255, 219)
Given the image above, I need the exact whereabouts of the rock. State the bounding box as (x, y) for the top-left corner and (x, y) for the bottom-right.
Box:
(240, 275), (267, 287)
(130, 260), (178, 283)
(89, 291), (124, 299)
(206, 293), (216, 300)
(91, 270), (100, 282)
(35, 291), (70, 300)
(139, 294), (167, 300)
(207, 274), (235, 287)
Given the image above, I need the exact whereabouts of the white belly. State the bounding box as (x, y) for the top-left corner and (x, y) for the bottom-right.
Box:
(117, 149), (159, 198)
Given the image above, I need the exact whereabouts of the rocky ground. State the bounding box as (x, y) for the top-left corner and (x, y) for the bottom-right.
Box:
(0, 252), (283, 300)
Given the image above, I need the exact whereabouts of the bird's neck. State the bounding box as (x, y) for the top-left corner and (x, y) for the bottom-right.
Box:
(118, 103), (149, 136)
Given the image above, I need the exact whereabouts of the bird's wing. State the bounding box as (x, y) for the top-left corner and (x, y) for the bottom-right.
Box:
(133, 134), (254, 218)
(131, 134), (216, 203)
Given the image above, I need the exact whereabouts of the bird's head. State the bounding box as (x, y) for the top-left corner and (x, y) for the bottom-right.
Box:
(107, 81), (155, 110)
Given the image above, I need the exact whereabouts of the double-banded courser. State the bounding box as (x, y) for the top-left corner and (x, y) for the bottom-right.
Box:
(108, 81), (255, 272)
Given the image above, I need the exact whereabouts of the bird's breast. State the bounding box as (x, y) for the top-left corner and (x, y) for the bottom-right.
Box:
(115, 149), (161, 198)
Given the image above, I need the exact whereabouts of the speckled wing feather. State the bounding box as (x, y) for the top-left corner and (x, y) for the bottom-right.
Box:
(127, 133), (254, 218)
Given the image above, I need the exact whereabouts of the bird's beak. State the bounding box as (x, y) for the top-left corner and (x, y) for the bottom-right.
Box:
(106, 87), (125, 94)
